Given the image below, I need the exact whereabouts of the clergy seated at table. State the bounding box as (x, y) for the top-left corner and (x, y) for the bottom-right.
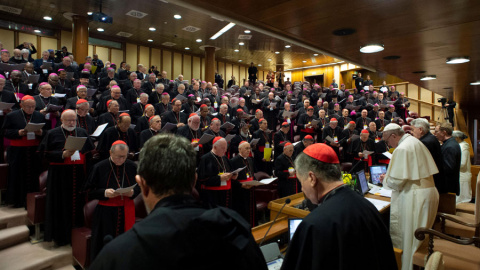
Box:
(139, 115), (161, 149)
(274, 142), (300, 198)
(4, 70), (32, 98)
(2, 95), (45, 207)
(75, 99), (96, 135)
(230, 141), (257, 227)
(281, 143), (397, 270)
(375, 110), (390, 131)
(154, 92), (171, 116)
(297, 106), (316, 140)
(161, 99), (187, 133)
(379, 124), (439, 270)
(293, 135), (314, 160)
(176, 114), (203, 157)
(252, 118), (272, 173)
(273, 122), (291, 160)
(97, 100), (119, 129)
(85, 140), (140, 261)
(322, 118), (342, 158)
(411, 119), (446, 193)
(38, 109), (95, 246)
(34, 82), (60, 130)
(97, 113), (138, 160)
(350, 129), (375, 173)
(134, 104), (155, 133)
(97, 85), (129, 115)
(198, 137), (238, 208)
(90, 134), (267, 270)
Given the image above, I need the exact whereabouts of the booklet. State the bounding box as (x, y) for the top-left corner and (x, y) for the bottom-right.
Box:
(160, 122), (177, 133)
(115, 184), (138, 194)
(198, 133), (215, 145)
(64, 136), (87, 151)
(24, 122), (45, 132)
(91, 123), (108, 137)
(242, 177), (278, 186)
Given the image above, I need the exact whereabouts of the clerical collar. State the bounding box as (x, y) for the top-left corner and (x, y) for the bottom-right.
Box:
(317, 183), (346, 205)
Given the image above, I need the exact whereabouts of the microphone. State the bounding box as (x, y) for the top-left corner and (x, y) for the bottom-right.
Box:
(259, 198), (291, 246)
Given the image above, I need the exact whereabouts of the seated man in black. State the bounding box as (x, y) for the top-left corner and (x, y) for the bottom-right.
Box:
(90, 134), (267, 270)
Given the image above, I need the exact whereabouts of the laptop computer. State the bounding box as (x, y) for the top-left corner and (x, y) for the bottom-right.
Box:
(369, 165), (387, 185)
(288, 218), (303, 241)
(355, 170), (370, 195)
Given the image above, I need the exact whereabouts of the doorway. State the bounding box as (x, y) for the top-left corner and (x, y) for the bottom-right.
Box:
(304, 74), (324, 87)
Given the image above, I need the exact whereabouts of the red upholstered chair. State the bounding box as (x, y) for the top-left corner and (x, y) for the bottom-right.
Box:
(340, 162), (353, 173)
(72, 199), (98, 269)
(254, 172), (278, 222)
(134, 195), (148, 222)
(0, 163), (8, 204)
(26, 170), (48, 241)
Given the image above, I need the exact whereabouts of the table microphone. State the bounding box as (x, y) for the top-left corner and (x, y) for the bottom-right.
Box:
(259, 198), (291, 246)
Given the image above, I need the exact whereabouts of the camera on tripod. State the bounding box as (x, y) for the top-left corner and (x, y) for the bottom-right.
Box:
(437, 97), (447, 108)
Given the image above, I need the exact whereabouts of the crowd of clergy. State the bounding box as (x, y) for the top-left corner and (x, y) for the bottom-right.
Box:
(0, 44), (472, 269)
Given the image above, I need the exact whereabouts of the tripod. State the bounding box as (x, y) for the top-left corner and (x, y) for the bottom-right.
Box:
(440, 106), (449, 122)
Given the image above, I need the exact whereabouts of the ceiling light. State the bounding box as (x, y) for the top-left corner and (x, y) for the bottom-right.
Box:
(87, 12), (93, 15)
(275, 51), (280, 54)
(302, 60), (307, 63)
(238, 60), (242, 62)
(258, 64), (262, 66)
(43, 16), (52, 21)
(210, 22), (236, 40)
(34, 30), (41, 33)
(234, 49), (239, 52)
(360, 44), (384, 53)
(313, 53), (318, 56)
(420, 75), (436, 81)
(147, 39), (153, 42)
(174, 14), (182, 19)
(239, 42), (244, 46)
(149, 27), (156, 31)
(196, 39), (202, 43)
(470, 81), (480, 85)
(185, 47), (190, 50)
(285, 45), (291, 48)
(446, 57), (470, 64)
(267, 59), (272, 61)
(97, 28), (105, 32)
(244, 30), (251, 34)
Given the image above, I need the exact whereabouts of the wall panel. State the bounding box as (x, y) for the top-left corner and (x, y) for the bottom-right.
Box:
(239, 66), (246, 85)
(420, 103), (432, 118)
(151, 49), (161, 69)
(233, 65), (240, 85)
(183, 54), (192, 81)
(139, 46), (149, 67)
(226, 63), (233, 79)
(111, 49), (124, 67)
(61, 31), (72, 52)
(217, 62), (225, 80)
(173, 52), (182, 78)
(408, 84), (419, 99)
(420, 87), (432, 103)
(396, 84), (406, 95)
(201, 58), (205, 80)
(434, 107), (443, 123)
(40, 37), (57, 54)
(162, 50), (172, 78)
(0, 29), (15, 51)
(192, 56), (201, 80)
(95, 46), (109, 63)
(88, 45), (94, 59)
(409, 100), (419, 115)
(125, 43), (137, 66)
(18, 33), (37, 54)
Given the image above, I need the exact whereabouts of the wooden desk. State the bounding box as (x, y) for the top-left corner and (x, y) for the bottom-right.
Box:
(251, 217), (289, 244)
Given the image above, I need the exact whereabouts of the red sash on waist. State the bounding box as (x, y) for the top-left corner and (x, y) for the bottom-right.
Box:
(378, 159), (390, 165)
(202, 180), (231, 191)
(98, 196), (135, 231)
(283, 170), (297, 179)
(354, 155), (373, 166)
(300, 128), (314, 133)
(239, 177), (254, 183)
(258, 146), (265, 152)
(10, 136), (40, 147)
(50, 152), (86, 165)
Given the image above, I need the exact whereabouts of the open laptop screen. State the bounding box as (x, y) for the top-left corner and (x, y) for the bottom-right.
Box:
(357, 170), (369, 195)
(288, 218), (303, 241)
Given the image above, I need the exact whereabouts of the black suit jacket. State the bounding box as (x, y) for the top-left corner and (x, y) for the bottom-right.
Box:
(420, 133), (447, 193)
(441, 137), (461, 195)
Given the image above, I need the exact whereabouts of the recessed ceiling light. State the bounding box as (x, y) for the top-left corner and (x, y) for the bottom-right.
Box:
(34, 29), (41, 33)
(196, 39), (202, 43)
(420, 75), (436, 81)
(97, 28), (104, 32)
(267, 59), (272, 61)
(147, 39), (153, 42)
(285, 45), (291, 48)
(239, 42), (244, 46)
(87, 12), (93, 15)
(470, 81), (480, 85)
(149, 27), (156, 31)
(244, 30), (251, 34)
(174, 14), (182, 19)
(313, 53), (318, 56)
(302, 60), (307, 63)
(238, 60), (242, 62)
(43, 16), (52, 21)
(275, 51), (280, 54)
(210, 22), (236, 40)
(185, 47), (190, 50)
(258, 64), (262, 66)
(234, 49), (239, 52)
(446, 57), (470, 64)
(360, 44), (384, 53)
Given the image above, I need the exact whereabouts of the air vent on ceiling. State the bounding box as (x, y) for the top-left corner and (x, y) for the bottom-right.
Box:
(383, 55), (401, 60)
(0, 5), (22, 15)
(332, 28), (356, 36)
(116, 32), (133, 37)
(162, 42), (176, 47)
(238, 35), (252, 40)
(126, 10), (148, 19)
(183, 26), (201, 32)
(412, 70), (426, 74)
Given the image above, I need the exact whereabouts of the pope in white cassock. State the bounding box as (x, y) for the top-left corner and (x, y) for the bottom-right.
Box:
(380, 123), (439, 270)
